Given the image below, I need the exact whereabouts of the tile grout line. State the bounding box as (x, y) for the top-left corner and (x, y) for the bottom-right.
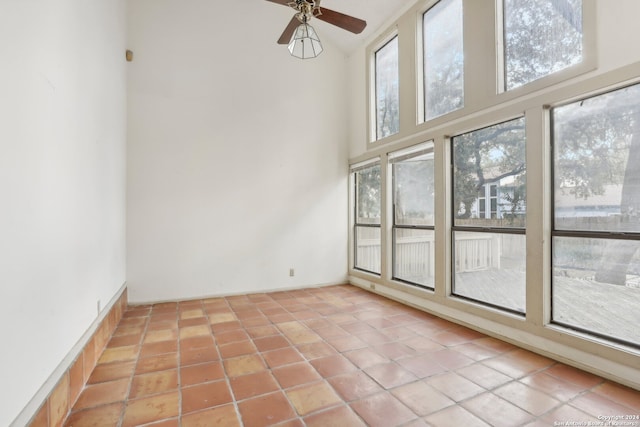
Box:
(273, 291), (333, 424)
(282, 296), (350, 425)
(117, 307), (151, 427)
(276, 289), (391, 425)
(278, 301), (308, 426)
(245, 293), (302, 425)
(176, 304), (183, 427)
(216, 296), (245, 427)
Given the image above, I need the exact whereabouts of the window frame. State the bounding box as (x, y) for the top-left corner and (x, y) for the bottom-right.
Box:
(549, 83), (640, 348)
(352, 159), (383, 275)
(420, 0), (465, 123)
(390, 142), (436, 289)
(370, 33), (401, 143)
(450, 117), (527, 315)
(496, 0), (597, 97)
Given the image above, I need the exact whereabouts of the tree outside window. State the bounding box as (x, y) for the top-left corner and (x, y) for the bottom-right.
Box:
(503, 0), (583, 90)
(375, 37), (399, 140)
(424, 0), (464, 120)
(452, 118), (527, 313)
(552, 83), (640, 346)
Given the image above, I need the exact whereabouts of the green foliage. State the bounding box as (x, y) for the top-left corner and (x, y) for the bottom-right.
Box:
(424, 0), (464, 119)
(554, 86), (639, 202)
(504, 0), (582, 90)
(453, 118), (526, 220)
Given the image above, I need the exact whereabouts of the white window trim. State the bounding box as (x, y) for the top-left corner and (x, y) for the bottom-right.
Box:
(350, 158), (383, 275)
(389, 141), (436, 289)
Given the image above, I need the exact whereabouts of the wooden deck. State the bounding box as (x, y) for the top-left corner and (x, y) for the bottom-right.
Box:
(455, 269), (526, 312)
(454, 269), (640, 344)
(553, 276), (640, 344)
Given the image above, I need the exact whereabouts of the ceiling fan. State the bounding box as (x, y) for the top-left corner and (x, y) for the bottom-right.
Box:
(265, 0), (367, 59)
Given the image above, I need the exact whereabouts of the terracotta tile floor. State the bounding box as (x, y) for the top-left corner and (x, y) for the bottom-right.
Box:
(65, 285), (640, 426)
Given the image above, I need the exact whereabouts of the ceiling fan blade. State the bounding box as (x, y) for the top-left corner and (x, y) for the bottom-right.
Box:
(265, 0), (290, 6)
(278, 16), (300, 44)
(315, 8), (367, 34)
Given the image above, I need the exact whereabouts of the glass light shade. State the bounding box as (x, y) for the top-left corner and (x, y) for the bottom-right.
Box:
(288, 23), (323, 59)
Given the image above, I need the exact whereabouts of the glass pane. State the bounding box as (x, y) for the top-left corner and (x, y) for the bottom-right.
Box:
(393, 153), (435, 226)
(424, 0), (464, 120)
(553, 236), (640, 345)
(504, 0), (582, 90)
(554, 84), (640, 233)
(453, 118), (526, 227)
(375, 37), (400, 140)
(453, 231), (526, 313)
(355, 164), (381, 225)
(394, 228), (435, 288)
(355, 226), (381, 274)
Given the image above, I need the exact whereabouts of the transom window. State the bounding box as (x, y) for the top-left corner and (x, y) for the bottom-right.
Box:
(423, 0), (464, 121)
(375, 36), (400, 140)
(502, 0), (583, 91)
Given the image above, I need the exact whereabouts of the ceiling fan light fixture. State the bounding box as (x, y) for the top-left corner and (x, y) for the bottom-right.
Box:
(288, 22), (323, 59)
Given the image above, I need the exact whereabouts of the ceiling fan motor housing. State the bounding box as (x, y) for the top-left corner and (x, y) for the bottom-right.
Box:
(288, 0), (321, 21)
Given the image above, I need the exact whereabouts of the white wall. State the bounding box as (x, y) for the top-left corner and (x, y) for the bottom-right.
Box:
(347, 48), (368, 159)
(127, 0), (349, 303)
(0, 1), (127, 425)
(596, 0), (640, 74)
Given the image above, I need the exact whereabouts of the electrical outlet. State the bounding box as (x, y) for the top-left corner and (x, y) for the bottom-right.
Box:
(370, 283), (376, 290)
(289, 268), (295, 277)
(97, 300), (101, 314)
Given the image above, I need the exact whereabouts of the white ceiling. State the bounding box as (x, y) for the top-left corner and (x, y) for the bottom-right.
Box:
(261, 0), (411, 54)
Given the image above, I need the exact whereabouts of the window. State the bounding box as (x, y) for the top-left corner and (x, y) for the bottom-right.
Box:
(502, 0), (583, 91)
(552, 83), (640, 347)
(477, 184), (500, 219)
(423, 0), (464, 121)
(375, 36), (400, 140)
(353, 161), (382, 274)
(391, 143), (435, 288)
(452, 117), (527, 313)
